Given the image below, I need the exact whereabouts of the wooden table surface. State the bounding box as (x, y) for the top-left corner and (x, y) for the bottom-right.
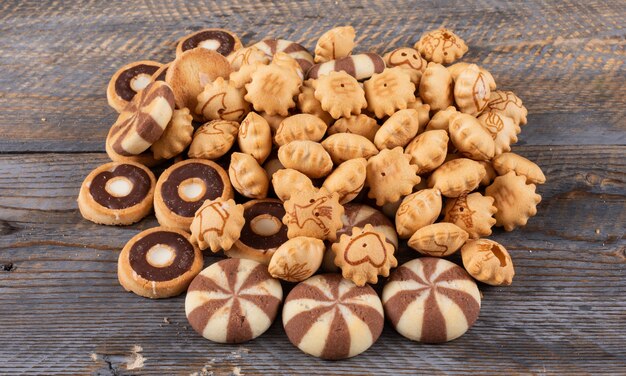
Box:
(1, 0), (625, 374)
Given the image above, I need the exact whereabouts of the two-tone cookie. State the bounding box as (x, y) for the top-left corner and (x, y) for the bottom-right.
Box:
(118, 227), (203, 298)
(176, 28), (243, 57)
(107, 60), (163, 112)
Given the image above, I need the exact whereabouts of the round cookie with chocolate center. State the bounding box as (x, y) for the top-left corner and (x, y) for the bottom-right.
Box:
(78, 161), (156, 225)
(118, 226), (203, 299)
(185, 258), (283, 343)
(283, 274), (384, 360)
(224, 199), (288, 265)
(176, 28), (243, 57)
(382, 257), (481, 343)
(107, 60), (164, 112)
(154, 159), (233, 231)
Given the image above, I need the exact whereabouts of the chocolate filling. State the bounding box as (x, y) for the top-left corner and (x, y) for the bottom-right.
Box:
(115, 64), (160, 101)
(240, 201), (288, 250)
(181, 30), (236, 56)
(161, 162), (225, 217)
(129, 231), (195, 281)
(89, 164), (151, 209)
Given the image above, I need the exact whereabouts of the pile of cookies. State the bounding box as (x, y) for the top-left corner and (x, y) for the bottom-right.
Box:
(77, 26), (545, 359)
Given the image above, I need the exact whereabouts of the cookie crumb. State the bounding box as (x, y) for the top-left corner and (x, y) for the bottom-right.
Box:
(595, 228), (600, 234)
(163, 317), (170, 324)
(41, 117), (47, 122)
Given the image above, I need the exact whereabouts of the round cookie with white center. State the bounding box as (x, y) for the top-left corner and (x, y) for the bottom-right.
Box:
(176, 28), (243, 58)
(78, 161), (156, 225)
(283, 274), (384, 360)
(224, 199), (288, 265)
(118, 226), (203, 299)
(382, 257), (481, 343)
(107, 60), (163, 112)
(185, 258), (283, 343)
(154, 159), (233, 231)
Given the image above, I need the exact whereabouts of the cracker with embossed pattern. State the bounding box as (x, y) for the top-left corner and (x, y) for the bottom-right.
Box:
(245, 64), (301, 116)
(449, 113), (495, 161)
(395, 188), (442, 239)
(478, 112), (520, 155)
(375, 109), (422, 150)
(268, 237), (324, 282)
(297, 80), (334, 125)
(188, 119), (238, 159)
(278, 140), (333, 178)
(485, 171), (542, 231)
(322, 158), (367, 204)
(151, 107), (194, 160)
(493, 153), (546, 185)
(443, 192), (497, 239)
(313, 71), (367, 119)
(275, 114), (328, 146)
(414, 28), (468, 65)
(408, 223), (469, 257)
(321, 133), (378, 164)
(453, 64), (491, 116)
(419, 62), (453, 112)
(428, 158), (486, 198)
(383, 47), (427, 84)
(366, 147), (420, 206)
(405, 130), (449, 174)
(271, 168), (317, 202)
(364, 67), (415, 118)
(237, 112), (272, 164)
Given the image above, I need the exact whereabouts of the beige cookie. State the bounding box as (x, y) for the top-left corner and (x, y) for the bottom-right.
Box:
(425, 105), (459, 132)
(283, 188), (344, 241)
(275, 114), (328, 146)
(367, 147), (421, 206)
(268, 237), (325, 282)
(272, 168), (317, 202)
(151, 107), (194, 160)
(383, 47), (427, 84)
(419, 62), (454, 112)
(364, 67), (416, 118)
(196, 77), (250, 122)
(395, 188), (443, 239)
(313, 71), (367, 119)
(314, 26), (356, 63)
(229, 152), (270, 199)
(428, 158), (487, 197)
(478, 112), (520, 155)
(485, 171), (542, 231)
(479, 160), (498, 186)
(296, 81), (334, 125)
(190, 198), (245, 252)
(443, 192), (497, 239)
(449, 113), (495, 161)
(259, 111), (288, 133)
(277, 140), (333, 178)
(321, 133), (379, 164)
(408, 223), (469, 257)
(405, 101), (431, 129)
(188, 119), (239, 159)
(462, 239), (514, 286)
(414, 28), (468, 65)
(229, 61), (267, 89)
(453, 64), (491, 116)
(405, 130), (449, 174)
(448, 62), (496, 90)
(271, 52), (305, 80)
(228, 45), (271, 71)
(238, 112), (272, 164)
(322, 158), (367, 204)
(492, 152), (546, 184)
(327, 115), (379, 146)
(486, 90), (528, 126)
(375, 109), (422, 150)
(332, 224), (397, 286)
(245, 64), (302, 116)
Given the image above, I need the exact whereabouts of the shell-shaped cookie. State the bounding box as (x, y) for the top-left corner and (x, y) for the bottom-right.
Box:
(268, 237), (325, 282)
(383, 47), (427, 84)
(282, 188), (344, 241)
(327, 114), (379, 142)
(408, 223), (469, 257)
(238, 112), (272, 164)
(314, 26), (356, 63)
(486, 90), (528, 126)
(196, 77), (250, 122)
(443, 192), (497, 239)
(313, 71), (367, 119)
(449, 113), (495, 161)
(395, 188), (443, 239)
(364, 67), (416, 118)
(492, 152), (546, 184)
(151, 107), (194, 160)
(297, 81), (334, 125)
(414, 28), (468, 65)
(375, 109), (421, 150)
(228, 45), (270, 71)
(367, 147), (421, 206)
(419, 62), (453, 112)
(188, 119), (239, 159)
(321, 133), (379, 164)
(425, 105), (459, 132)
(461, 239), (514, 286)
(485, 171), (542, 231)
(190, 198), (245, 252)
(229, 152), (269, 199)
(448, 62), (496, 90)
(272, 168), (317, 202)
(275, 114), (328, 146)
(245, 64), (302, 116)
(322, 158), (367, 204)
(405, 130), (449, 174)
(278, 140), (333, 178)
(428, 158), (487, 197)
(453, 64), (491, 116)
(332, 224), (398, 286)
(478, 112), (520, 155)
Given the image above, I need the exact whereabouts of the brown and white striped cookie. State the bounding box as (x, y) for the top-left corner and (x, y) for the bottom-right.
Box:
(283, 274), (384, 360)
(252, 39), (314, 72)
(185, 258), (283, 343)
(306, 53), (385, 81)
(382, 257), (481, 343)
(107, 60), (163, 112)
(106, 81), (175, 156)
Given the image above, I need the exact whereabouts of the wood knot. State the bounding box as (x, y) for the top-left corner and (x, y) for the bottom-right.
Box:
(2, 263), (15, 272)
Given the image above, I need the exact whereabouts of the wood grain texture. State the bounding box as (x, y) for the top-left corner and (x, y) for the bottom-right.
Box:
(0, 0), (625, 374)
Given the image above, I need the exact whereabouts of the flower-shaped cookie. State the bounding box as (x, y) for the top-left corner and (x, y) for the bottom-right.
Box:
(283, 188), (344, 241)
(443, 192), (497, 239)
(364, 67), (415, 118)
(313, 71), (367, 119)
(196, 77), (250, 122)
(314, 26), (356, 63)
(151, 107), (194, 160)
(188, 120), (238, 159)
(485, 171), (542, 231)
(366, 147), (421, 206)
(245, 64), (302, 116)
(229, 152), (270, 199)
(414, 28), (468, 65)
(190, 198), (245, 252)
(297, 81), (334, 124)
(461, 239), (514, 286)
(408, 223), (469, 257)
